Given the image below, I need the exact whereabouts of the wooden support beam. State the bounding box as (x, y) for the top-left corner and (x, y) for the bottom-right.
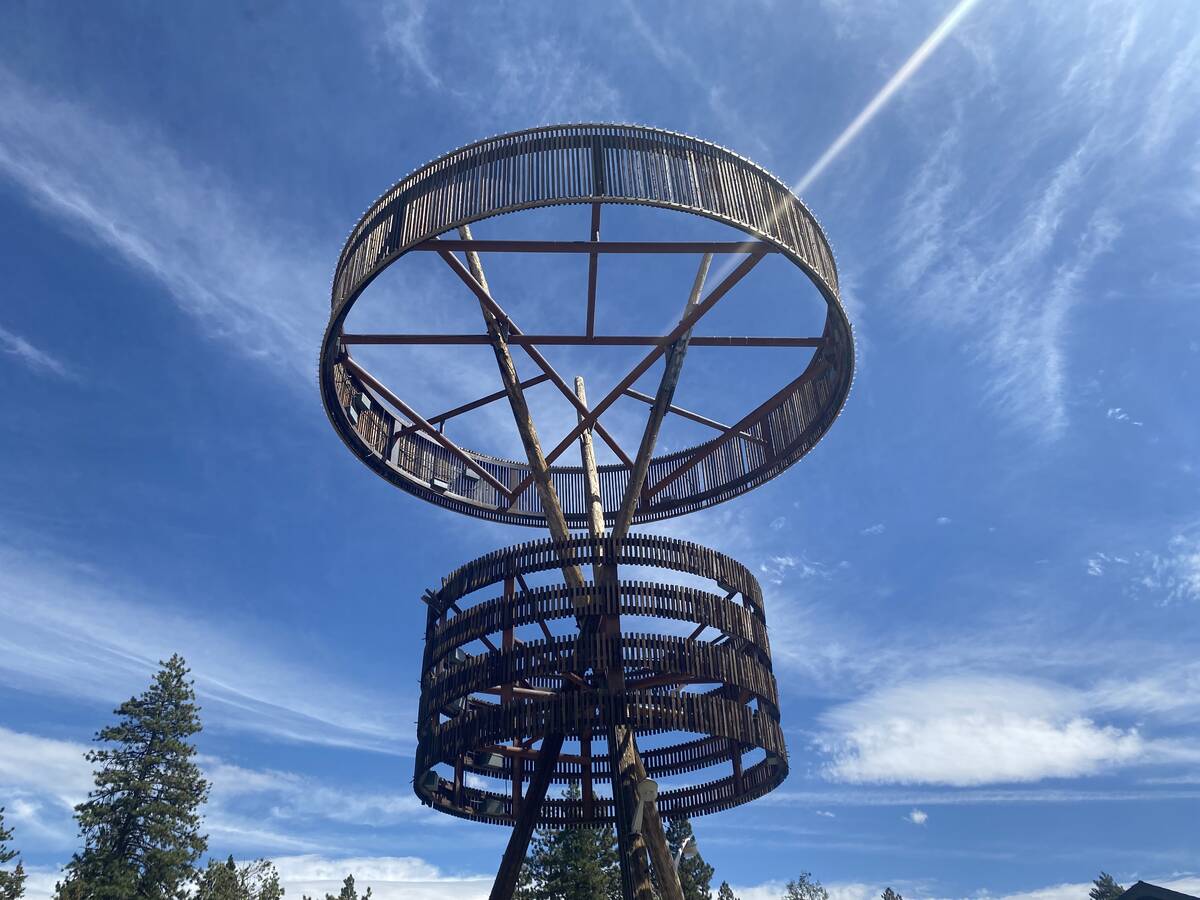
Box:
(457, 225), (593, 900)
(488, 732), (564, 900)
(575, 378), (681, 900)
(624, 673), (703, 691)
(613, 254), (711, 539)
(586, 203), (601, 337)
(581, 728), (594, 821)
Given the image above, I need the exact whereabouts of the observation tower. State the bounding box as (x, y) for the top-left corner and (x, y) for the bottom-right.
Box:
(319, 124), (854, 899)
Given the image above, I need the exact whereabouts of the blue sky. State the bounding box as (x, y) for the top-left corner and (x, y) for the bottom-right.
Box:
(1, 1), (1198, 898)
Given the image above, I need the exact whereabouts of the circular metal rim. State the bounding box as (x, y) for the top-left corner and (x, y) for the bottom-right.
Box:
(320, 123), (855, 527)
(414, 533), (787, 827)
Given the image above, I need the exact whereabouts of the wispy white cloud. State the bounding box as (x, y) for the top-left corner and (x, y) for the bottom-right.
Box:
(0, 63), (529, 457)
(735, 878), (1200, 900)
(270, 855), (491, 900)
(1105, 407), (1143, 426)
(764, 785), (1200, 808)
(900, 132), (1120, 439)
(905, 807), (928, 825)
(985, 878), (1200, 900)
(618, 1), (769, 156)
(733, 882), (903, 900)
(759, 554), (838, 585)
(0, 542), (409, 754)
(816, 674), (1200, 786)
(374, 0), (442, 90)
(0, 324), (72, 379)
(860, 523), (885, 536)
(364, 5), (622, 126)
(202, 757), (431, 828)
(0, 728), (93, 809)
(1086, 529), (1200, 605)
(1140, 533), (1200, 605)
(0, 64), (327, 380)
(792, 0), (982, 197)
(889, 3), (1199, 440)
(0, 727), (441, 860)
(491, 38), (623, 124)
(0, 728), (326, 854)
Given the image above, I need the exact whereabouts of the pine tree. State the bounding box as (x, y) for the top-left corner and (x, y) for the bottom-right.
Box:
(1090, 873), (1124, 900)
(665, 817), (713, 900)
(196, 856), (283, 900)
(302, 875), (370, 900)
(55, 655), (209, 900)
(783, 873), (829, 900)
(0, 808), (27, 900)
(716, 881), (739, 900)
(881, 889), (903, 900)
(516, 782), (619, 900)
(333, 876), (370, 900)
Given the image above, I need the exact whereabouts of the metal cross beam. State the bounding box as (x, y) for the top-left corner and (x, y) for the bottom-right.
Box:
(451, 226), (621, 900)
(574, 377), (680, 900)
(621, 388), (767, 444)
(506, 248), (767, 502)
(399, 374), (551, 433)
(646, 361), (831, 500)
(411, 238), (776, 255)
(341, 333), (823, 347)
(436, 247), (635, 468)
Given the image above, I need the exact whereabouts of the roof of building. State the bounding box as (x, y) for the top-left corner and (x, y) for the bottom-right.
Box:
(1117, 882), (1200, 900)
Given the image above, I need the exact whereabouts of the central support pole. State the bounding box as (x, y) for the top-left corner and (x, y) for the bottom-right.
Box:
(461, 225), (586, 900)
(576, 377), (662, 900)
(467, 224), (701, 900)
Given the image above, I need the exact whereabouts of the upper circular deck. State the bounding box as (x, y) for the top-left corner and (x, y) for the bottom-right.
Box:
(320, 124), (854, 527)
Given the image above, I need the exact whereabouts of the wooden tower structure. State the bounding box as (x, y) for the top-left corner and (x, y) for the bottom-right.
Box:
(319, 124), (854, 899)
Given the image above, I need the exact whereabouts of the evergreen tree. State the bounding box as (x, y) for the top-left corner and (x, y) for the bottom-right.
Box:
(665, 817), (713, 900)
(0, 808), (27, 900)
(302, 875), (370, 900)
(881, 889), (903, 900)
(196, 856), (283, 900)
(55, 655), (209, 900)
(516, 782), (619, 900)
(716, 882), (739, 900)
(1090, 873), (1124, 900)
(783, 873), (829, 900)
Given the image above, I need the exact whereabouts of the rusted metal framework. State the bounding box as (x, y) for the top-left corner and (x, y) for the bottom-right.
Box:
(318, 124), (854, 900)
(320, 124), (853, 528)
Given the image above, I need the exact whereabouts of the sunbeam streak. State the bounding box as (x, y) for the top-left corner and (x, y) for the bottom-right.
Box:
(702, 0), (982, 291)
(792, 0), (983, 196)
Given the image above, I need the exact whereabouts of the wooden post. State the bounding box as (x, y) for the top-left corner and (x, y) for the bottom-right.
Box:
(459, 226), (595, 900)
(576, 378), (656, 900)
(465, 228), (699, 900)
(614, 253), (712, 541)
(587, 256), (714, 898)
(576, 378), (682, 900)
